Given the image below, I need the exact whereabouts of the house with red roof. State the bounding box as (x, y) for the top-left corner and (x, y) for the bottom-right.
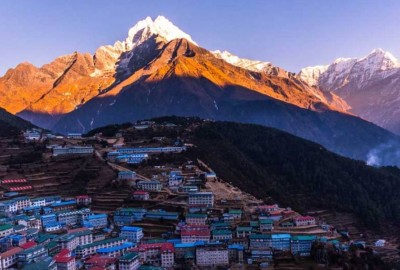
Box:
(293, 216), (316, 226)
(54, 249), (76, 270)
(131, 242), (174, 268)
(181, 225), (210, 243)
(0, 247), (23, 269)
(84, 255), (117, 270)
(132, 190), (150, 201)
(20, 240), (37, 249)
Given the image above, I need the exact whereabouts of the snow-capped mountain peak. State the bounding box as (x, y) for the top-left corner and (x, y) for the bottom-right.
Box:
(124, 15), (197, 50)
(212, 50), (273, 73)
(92, 16), (197, 76)
(299, 48), (400, 88)
(358, 48), (399, 70)
(298, 65), (328, 86)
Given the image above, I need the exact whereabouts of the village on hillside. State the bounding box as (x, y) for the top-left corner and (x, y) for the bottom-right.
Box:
(0, 121), (394, 270)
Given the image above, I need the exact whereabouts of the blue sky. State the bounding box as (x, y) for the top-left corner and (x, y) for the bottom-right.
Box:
(1, 0), (400, 75)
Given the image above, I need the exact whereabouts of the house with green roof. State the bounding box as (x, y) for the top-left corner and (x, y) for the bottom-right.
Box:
(139, 266), (164, 270)
(259, 218), (274, 232)
(210, 222), (231, 231)
(114, 208), (147, 225)
(186, 213), (207, 225)
(17, 245), (48, 267)
(228, 209), (242, 219)
(21, 256), (56, 270)
(235, 226), (252, 238)
(0, 224), (13, 237)
(212, 230), (232, 241)
(145, 210), (179, 221)
(249, 221), (259, 230)
(45, 241), (59, 256)
(118, 252), (140, 269)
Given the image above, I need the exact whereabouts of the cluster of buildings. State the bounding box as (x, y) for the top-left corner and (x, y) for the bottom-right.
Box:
(0, 177), (327, 269)
(107, 146), (186, 165)
(2, 127), (369, 269)
(0, 193), (145, 270)
(23, 129), (61, 142)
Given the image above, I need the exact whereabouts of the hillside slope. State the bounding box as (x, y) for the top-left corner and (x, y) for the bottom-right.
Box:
(181, 119), (400, 227)
(0, 108), (34, 137)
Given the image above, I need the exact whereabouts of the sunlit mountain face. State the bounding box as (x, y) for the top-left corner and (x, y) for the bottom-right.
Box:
(1, 16), (400, 165)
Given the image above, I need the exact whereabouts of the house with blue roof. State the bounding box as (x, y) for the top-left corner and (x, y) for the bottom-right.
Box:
(271, 233), (291, 250)
(41, 214), (57, 228)
(96, 241), (134, 258)
(120, 226), (143, 244)
(145, 210), (179, 221)
(114, 208), (147, 226)
(0, 233), (26, 251)
(118, 171), (136, 180)
(57, 208), (90, 226)
(249, 233), (292, 250)
(22, 206), (41, 215)
(82, 213), (108, 229)
(291, 235), (316, 256)
(228, 244), (244, 263)
(43, 221), (63, 232)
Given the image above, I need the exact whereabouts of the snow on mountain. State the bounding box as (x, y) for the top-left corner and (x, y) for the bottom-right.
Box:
(298, 65), (328, 86)
(299, 49), (400, 89)
(212, 50), (273, 73)
(93, 16), (197, 76)
(124, 16), (197, 50)
(298, 49), (400, 134)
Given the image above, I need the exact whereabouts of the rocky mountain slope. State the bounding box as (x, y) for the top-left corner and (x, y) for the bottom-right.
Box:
(53, 36), (399, 163)
(1, 16), (345, 129)
(299, 49), (400, 135)
(1, 16), (400, 164)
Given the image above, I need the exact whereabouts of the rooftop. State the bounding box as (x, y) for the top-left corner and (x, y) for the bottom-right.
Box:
(292, 235), (317, 241)
(20, 240), (37, 249)
(212, 230), (232, 235)
(186, 213), (207, 218)
(97, 242), (134, 253)
(120, 252), (138, 261)
(77, 237), (126, 250)
(50, 200), (76, 207)
(121, 226), (143, 232)
(0, 224), (12, 231)
(0, 247), (23, 258)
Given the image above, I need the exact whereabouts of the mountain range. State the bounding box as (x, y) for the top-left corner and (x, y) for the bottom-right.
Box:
(1, 16), (400, 165)
(299, 49), (400, 135)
